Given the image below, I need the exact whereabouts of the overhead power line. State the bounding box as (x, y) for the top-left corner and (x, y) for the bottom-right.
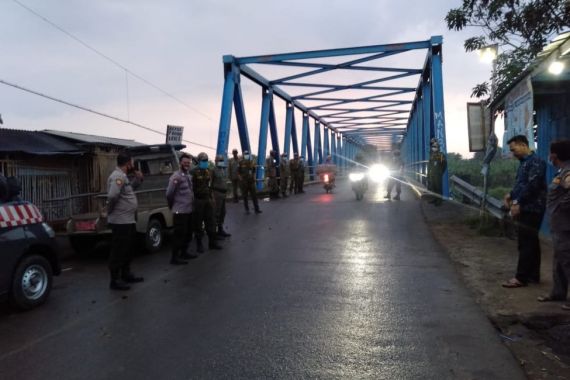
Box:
(11, 0), (216, 123)
(0, 79), (216, 151)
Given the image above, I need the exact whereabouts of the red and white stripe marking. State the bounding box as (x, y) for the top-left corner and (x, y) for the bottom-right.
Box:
(0, 203), (43, 228)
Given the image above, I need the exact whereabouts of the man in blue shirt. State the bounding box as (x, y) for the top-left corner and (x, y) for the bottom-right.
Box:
(502, 135), (547, 288)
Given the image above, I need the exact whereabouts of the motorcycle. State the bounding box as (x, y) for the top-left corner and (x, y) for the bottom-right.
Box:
(349, 172), (368, 200)
(321, 172), (335, 193)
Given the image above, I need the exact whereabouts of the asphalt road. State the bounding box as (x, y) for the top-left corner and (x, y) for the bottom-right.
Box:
(0, 180), (525, 379)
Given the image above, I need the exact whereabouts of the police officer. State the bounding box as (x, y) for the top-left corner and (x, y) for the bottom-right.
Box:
(191, 152), (222, 253)
(289, 153), (299, 194)
(166, 153), (195, 265)
(238, 150), (262, 214)
(212, 154), (231, 238)
(229, 149), (240, 203)
(266, 150), (280, 199)
(106, 151), (144, 290)
(280, 152), (290, 198)
(427, 138), (447, 206)
(297, 156), (306, 193)
(385, 149), (404, 201)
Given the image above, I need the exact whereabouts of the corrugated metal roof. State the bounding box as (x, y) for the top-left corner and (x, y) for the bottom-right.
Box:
(43, 130), (144, 147)
(0, 128), (84, 155)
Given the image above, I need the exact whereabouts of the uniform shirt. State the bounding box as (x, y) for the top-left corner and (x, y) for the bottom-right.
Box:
(211, 166), (228, 193)
(238, 159), (255, 181)
(547, 162), (570, 232)
(280, 158), (290, 177)
(510, 152), (547, 214)
(265, 156), (277, 177)
(190, 168), (212, 199)
(165, 169), (193, 214)
(107, 168), (140, 224)
(229, 157), (240, 180)
(289, 158), (299, 173)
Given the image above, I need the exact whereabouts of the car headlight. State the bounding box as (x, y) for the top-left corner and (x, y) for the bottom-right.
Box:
(349, 173), (365, 181)
(368, 164), (390, 183)
(41, 222), (56, 238)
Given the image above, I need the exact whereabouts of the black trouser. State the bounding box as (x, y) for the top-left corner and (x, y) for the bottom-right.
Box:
(193, 198), (216, 238)
(172, 213), (192, 259)
(387, 176), (401, 195)
(108, 223), (136, 279)
(515, 211), (544, 284)
(213, 191), (226, 225)
(550, 231), (570, 299)
(241, 180), (260, 211)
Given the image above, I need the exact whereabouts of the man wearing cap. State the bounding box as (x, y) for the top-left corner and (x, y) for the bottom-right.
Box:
(106, 151), (144, 290)
(297, 156), (306, 193)
(229, 149), (240, 203)
(266, 150), (280, 199)
(212, 154), (231, 238)
(238, 150), (262, 214)
(166, 153), (195, 265)
(289, 153), (300, 194)
(427, 138), (447, 206)
(280, 152), (290, 198)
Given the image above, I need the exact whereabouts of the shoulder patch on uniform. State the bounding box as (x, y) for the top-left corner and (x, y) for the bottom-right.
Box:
(116, 178), (124, 186)
(562, 174), (570, 189)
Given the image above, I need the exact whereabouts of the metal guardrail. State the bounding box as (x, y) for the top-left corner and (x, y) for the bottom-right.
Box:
(450, 175), (506, 219)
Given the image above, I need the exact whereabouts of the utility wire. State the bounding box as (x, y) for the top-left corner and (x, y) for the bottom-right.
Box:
(0, 79), (216, 151)
(11, 0), (216, 123)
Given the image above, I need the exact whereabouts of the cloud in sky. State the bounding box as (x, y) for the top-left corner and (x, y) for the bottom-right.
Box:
(0, 0), (493, 156)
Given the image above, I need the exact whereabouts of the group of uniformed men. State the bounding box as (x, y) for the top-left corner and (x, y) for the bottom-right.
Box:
(256, 149), (306, 200)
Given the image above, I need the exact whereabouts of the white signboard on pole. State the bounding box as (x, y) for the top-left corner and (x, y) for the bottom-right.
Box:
(503, 76), (534, 153)
(166, 125), (184, 145)
(467, 102), (491, 152)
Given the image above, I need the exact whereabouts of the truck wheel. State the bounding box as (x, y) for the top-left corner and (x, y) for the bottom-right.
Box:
(145, 218), (163, 253)
(10, 255), (53, 310)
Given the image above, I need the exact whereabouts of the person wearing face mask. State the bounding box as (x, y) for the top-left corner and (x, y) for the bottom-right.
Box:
(427, 138), (447, 206)
(106, 151), (144, 290)
(166, 153), (195, 265)
(265, 150), (280, 199)
(229, 149), (241, 203)
(502, 134), (546, 288)
(280, 152), (290, 198)
(385, 149), (404, 200)
(212, 154), (231, 238)
(190, 152), (222, 253)
(537, 140), (570, 308)
(238, 150), (262, 214)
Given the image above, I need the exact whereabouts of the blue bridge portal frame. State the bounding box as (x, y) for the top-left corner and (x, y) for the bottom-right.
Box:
(216, 36), (449, 196)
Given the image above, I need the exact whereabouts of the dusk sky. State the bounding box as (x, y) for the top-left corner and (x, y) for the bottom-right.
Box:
(0, 0), (498, 157)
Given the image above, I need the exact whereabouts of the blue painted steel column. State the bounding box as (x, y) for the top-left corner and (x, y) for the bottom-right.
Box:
(268, 98), (280, 155)
(217, 60), (237, 156)
(233, 76), (252, 154)
(305, 116), (314, 180)
(291, 111), (299, 156)
(257, 89), (272, 190)
(301, 114), (309, 159)
(331, 132), (337, 163)
(323, 128), (330, 158)
(430, 40), (449, 197)
(283, 104), (293, 157)
(313, 121), (320, 167)
(422, 78), (432, 186)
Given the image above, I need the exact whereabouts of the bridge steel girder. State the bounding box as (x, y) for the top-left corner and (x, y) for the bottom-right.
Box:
(217, 36), (447, 186)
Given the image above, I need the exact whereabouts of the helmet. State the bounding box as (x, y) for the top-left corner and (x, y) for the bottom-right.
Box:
(232, 149), (238, 154)
(215, 154), (224, 162)
(430, 138), (439, 147)
(197, 152), (208, 161)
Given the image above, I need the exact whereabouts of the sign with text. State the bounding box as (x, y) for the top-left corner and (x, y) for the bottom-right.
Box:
(467, 102), (490, 152)
(166, 125), (184, 145)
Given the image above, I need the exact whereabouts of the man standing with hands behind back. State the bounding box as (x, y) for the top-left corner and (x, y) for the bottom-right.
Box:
(502, 135), (547, 288)
(106, 151), (145, 290)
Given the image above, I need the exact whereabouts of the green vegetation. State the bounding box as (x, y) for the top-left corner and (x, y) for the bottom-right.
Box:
(448, 151), (518, 199)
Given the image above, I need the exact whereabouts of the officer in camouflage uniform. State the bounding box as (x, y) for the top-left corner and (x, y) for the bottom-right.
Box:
(538, 140), (570, 306)
(106, 151), (144, 290)
(212, 154), (231, 238)
(190, 152), (222, 253)
(427, 138), (447, 206)
(238, 150), (262, 214)
(385, 149), (404, 201)
(229, 149), (240, 203)
(289, 153), (299, 194)
(280, 152), (290, 198)
(297, 156), (306, 193)
(266, 150), (280, 199)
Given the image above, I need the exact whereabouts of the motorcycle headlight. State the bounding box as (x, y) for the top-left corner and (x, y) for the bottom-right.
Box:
(368, 164), (390, 183)
(349, 173), (365, 181)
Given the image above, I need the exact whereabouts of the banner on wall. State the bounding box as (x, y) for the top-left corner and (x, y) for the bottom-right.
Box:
(502, 75), (535, 153)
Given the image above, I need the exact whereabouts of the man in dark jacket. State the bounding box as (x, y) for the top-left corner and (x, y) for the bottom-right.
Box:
(502, 135), (547, 288)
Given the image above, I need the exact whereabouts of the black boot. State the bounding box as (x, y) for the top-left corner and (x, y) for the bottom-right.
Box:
(196, 238), (204, 254)
(180, 247), (198, 260)
(217, 225), (231, 237)
(393, 194), (400, 201)
(170, 251), (188, 265)
(110, 271), (130, 290)
(254, 208), (262, 214)
(208, 235), (222, 250)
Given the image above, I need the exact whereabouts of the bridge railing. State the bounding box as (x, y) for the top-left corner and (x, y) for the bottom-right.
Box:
(449, 175), (506, 219)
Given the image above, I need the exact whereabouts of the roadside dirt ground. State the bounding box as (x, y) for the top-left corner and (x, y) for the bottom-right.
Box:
(421, 197), (570, 380)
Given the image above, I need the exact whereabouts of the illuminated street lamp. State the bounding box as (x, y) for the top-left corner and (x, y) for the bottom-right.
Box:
(548, 60), (565, 75)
